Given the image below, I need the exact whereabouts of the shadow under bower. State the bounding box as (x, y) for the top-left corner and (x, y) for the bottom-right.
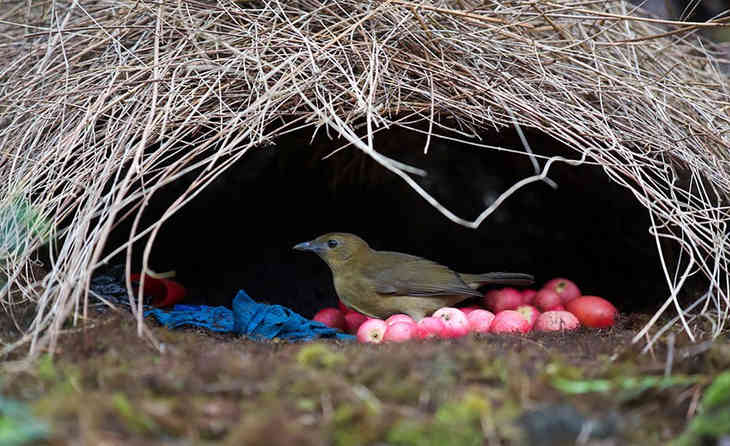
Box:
(104, 124), (686, 318)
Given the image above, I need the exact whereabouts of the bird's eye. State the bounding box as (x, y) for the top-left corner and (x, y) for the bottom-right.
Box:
(327, 239), (339, 249)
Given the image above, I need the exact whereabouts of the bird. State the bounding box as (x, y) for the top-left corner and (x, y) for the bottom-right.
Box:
(293, 232), (534, 320)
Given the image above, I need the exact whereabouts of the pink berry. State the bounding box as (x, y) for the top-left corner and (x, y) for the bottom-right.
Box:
(356, 319), (388, 343)
(432, 307), (470, 338)
(534, 289), (562, 312)
(490, 310), (531, 334)
(484, 288), (523, 312)
(543, 278), (581, 304)
(566, 296), (617, 328)
(515, 305), (540, 330)
(416, 317), (446, 339)
(459, 306), (481, 316)
(521, 289), (537, 305)
(313, 308), (346, 331)
(385, 314), (416, 326)
(383, 321), (417, 342)
(534, 311), (580, 332)
(467, 309), (495, 333)
(344, 312), (368, 334)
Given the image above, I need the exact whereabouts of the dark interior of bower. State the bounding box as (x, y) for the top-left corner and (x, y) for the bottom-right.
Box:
(100, 123), (685, 318)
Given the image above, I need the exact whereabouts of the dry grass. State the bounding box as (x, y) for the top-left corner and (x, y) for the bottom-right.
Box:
(0, 0), (729, 357)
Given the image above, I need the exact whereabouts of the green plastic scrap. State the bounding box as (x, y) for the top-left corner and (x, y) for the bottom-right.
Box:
(0, 197), (53, 260)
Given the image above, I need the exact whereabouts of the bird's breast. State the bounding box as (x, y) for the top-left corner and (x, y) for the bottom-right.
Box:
(332, 272), (375, 314)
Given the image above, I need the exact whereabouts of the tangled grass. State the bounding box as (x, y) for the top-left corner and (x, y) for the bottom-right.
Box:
(0, 0), (729, 357)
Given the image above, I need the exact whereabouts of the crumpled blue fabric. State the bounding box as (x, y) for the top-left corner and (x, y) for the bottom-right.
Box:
(145, 289), (354, 341)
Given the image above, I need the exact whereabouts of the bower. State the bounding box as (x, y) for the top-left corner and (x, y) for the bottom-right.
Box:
(1, 0), (728, 355)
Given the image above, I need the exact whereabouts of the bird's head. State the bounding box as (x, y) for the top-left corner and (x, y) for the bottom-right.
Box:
(293, 232), (371, 270)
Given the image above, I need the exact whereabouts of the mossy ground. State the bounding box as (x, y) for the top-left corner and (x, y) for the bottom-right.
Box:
(2, 308), (729, 445)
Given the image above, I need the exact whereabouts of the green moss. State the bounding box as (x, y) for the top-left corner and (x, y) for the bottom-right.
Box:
(478, 357), (509, 382)
(701, 371), (730, 409)
(387, 392), (489, 446)
(386, 418), (433, 446)
(331, 399), (382, 446)
(111, 393), (158, 434)
(31, 363), (82, 419)
(3, 306), (722, 444)
(35, 354), (57, 382)
(296, 344), (345, 369)
(370, 365), (423, 403)
(707, 341), (730, 371)
(296, 398), (317, 411)
(31, 382), (77, 418)
(673, 371), (730, 446)
(543, 360), (584, 382)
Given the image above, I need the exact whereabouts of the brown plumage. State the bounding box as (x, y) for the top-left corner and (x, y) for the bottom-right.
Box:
(293, 233), (534, 320)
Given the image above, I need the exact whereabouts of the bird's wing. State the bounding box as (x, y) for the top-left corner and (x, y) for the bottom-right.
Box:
(365, 252), (483, 298)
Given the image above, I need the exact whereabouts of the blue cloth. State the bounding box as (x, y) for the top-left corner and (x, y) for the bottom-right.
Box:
(145, 290), (355, 341)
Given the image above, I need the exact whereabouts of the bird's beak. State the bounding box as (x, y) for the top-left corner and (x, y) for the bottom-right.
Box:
(293, 240), (320, 252)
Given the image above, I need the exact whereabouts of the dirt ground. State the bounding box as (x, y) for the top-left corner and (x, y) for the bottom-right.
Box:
(1, 308), (729, 446)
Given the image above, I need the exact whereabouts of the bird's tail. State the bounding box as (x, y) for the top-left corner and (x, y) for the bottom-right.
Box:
(460, 272), (535, 289)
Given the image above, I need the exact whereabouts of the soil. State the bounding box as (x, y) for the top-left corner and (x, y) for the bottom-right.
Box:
(2, 306), (728, 446)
